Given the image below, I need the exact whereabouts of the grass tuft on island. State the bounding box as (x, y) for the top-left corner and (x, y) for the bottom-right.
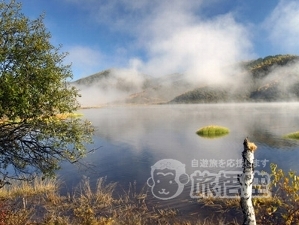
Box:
(196, 125), (229, 138)
(284, 131), (299, 140)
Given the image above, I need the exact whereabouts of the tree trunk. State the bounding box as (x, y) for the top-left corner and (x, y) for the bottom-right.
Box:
(238, 138), (257, 225)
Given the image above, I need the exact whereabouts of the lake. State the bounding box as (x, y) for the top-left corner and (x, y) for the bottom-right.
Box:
(58, 102), (299, 214)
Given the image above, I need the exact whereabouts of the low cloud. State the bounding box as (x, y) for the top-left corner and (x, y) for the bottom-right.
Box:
(260, 60), (299, 100)
(75, 68), (146, 107)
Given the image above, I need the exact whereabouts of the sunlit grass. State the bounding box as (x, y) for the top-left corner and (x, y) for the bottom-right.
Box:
(284, 131), (299, 140)
(196, 125), (229, 138)
(0, 115), (21, 124)
(0, 112), (83, 124)
(55, 112), (83, 120)
(0, 177), (57, 199)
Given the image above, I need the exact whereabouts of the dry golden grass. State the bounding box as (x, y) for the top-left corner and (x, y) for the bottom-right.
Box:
(55, 113), (83, 120)
(0, 177), (245, 225)
(0, 177), (57, 199)
(0, 112), (82, 124)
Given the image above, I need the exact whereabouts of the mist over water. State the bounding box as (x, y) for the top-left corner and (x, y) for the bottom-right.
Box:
(59, 103), (299, 215)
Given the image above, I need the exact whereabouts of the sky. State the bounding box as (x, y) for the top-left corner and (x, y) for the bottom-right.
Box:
(14, 0), (299, 81)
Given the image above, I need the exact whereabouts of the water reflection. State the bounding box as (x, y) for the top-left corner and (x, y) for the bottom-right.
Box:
(59, 103), (299, 209)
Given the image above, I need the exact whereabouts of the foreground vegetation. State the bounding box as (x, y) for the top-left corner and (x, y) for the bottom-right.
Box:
(1, 177), (238, 225)
(0, 163), (299, 224)
(0, 1), (93, 187)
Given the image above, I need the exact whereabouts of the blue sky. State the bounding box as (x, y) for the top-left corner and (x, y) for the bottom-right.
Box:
(16, 0), (299, 80)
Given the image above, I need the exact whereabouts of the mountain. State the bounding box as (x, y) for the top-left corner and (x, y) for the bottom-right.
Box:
(169, 54), (299, 103)
(72, 54), (299, 106)
(125, 73), (194, 104)
(72, 69), (194, 106)
(73, 69), (149, 93)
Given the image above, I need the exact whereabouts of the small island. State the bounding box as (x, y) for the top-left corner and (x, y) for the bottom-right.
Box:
(284, 131), (299, 140)
(196, 125), (230, 138)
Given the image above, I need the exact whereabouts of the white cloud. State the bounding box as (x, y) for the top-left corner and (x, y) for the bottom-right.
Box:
(65, 0), (254, 85)
(137, 13), (253, 84)
(65, 46), (104, 79)
(263, 0), (299, 52)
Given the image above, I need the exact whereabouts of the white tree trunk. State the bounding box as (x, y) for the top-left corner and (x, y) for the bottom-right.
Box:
(238, 138), (257, 225)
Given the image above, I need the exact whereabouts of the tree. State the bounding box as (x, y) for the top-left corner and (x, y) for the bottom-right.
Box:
(0, 0), (93, 186)
(238, 138), (257, 225)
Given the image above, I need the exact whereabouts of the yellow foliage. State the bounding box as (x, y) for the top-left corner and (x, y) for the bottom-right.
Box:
(248, 141), (257, 151)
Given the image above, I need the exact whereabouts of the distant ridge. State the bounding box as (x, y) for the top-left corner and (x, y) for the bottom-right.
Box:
(72, 69), (194, 105)
(72, 54), (299, 106)
(74, 69), (112, 86)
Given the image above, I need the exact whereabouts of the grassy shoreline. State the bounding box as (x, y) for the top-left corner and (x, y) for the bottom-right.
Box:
(0, 177), (244, 225)
(0, 175), (290, 225)
(2, 162), (298, 224)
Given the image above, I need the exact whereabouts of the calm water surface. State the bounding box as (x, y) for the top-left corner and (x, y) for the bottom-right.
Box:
(58, 103), (299, 212)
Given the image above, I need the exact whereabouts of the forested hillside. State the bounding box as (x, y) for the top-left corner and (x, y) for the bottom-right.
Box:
(170, 54), (299, 103)
(73, 54), (299, 106)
